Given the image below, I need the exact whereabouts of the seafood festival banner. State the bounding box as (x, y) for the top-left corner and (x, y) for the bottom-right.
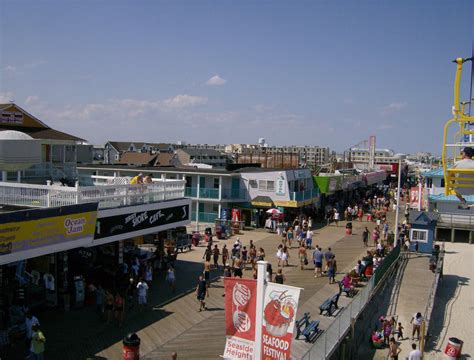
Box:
(261, 283), (301, 360)
(224, 278), (257, 359)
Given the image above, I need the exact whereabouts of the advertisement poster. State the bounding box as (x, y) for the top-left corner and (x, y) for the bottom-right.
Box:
(224, 278), (257, 359)
(410, 187), (421, 209)
(261, 283), (301, 360)
(0, 203), (98, 265)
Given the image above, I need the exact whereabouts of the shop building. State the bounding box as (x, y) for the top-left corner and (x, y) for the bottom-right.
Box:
(0, 103), (87, 184)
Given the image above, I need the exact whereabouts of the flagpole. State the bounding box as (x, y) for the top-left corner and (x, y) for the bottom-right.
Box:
(255, 260), (267, 360)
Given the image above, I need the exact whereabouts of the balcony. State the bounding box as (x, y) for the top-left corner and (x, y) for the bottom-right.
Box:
(191, 211), (219, 223)
(290, 189), (318, 202)
(221, 188), (246, 200)
(184, 187), (246, 200)
(0, 177), (185, 209)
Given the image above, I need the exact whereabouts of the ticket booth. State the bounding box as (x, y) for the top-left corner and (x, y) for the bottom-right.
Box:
(408, 211), (438, 253)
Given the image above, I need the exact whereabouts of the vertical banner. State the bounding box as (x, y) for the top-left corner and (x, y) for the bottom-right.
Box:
(224, 278), (257, 359)
(261, 283), (301, 360)
(410, 187), (419, 209)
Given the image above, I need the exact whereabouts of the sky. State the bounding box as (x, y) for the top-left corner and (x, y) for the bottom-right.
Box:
(0, 0), (472, 154)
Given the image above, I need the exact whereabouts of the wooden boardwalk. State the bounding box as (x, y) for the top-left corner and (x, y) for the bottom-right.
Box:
(17, 214), (394, 360)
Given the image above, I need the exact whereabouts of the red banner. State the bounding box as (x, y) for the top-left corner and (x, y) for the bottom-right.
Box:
(410, 187), (420, 208)
(261, 283), (301, 360)
(225, 277), (257, 342)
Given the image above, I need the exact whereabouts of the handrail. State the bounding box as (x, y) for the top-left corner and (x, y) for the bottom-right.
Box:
(420, 241), (445, 356)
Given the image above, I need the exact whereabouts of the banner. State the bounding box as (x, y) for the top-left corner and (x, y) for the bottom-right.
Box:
(224, 278), (257, 359)
(410, 187), (421, 209)
(261, 283), (301, 360)
(0, 203), (98, 265)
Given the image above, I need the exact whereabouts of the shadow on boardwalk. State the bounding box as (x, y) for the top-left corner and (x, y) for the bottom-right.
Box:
(424, 274), (470, 357)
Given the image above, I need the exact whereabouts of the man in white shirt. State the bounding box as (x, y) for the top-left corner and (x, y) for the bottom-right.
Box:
(453, 147), (474, 207)
(408, 343), (422, 360)
(136, 279), (149, 310)
(25, 311), (40, 345)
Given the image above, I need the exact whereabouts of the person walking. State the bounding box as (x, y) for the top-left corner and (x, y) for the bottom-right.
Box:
(25, 311), (40, 356)
(324, 247), (334, 274)
(327, 255), (337, 284)
(408, 343), (422, 360)
(410, 312), (423, 340)
(222, 244), (229, 267)
(286, 227), (294, 248)
(114, 293), (125, 327)
(388, 337), (401, 360)
(196, 274), (208, 311)
(276, 244), (283, 267)
(95, 284), (105, 318)
(212, 244), (220, 269)
(305, 229), (313, 249)
(257, 248), (266, 261)
(30, 324), (46, 360)
(362, 227), (369, 247)
(136, 278), (149, 310)
(298, 244), (307, 270)
(249, 245), (257, 270)
(105, 290), (115, 322)
(281, 246), (289, 267)
(334, 210), (340, 226)
(274, 269), (285, 284)
(313, 246), (323, 278)
(166, 266), (176, 292)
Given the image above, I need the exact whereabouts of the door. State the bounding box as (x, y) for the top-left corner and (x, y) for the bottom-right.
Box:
(231, 178), (240, 198)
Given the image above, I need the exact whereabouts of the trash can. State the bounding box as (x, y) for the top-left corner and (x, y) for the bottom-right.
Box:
(444, 337), (463, 359)
(123, 333), (140, 360)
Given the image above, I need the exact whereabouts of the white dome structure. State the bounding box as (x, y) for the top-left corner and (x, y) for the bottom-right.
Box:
(0, 130), (41, 171)
(0, 130), (34, 140)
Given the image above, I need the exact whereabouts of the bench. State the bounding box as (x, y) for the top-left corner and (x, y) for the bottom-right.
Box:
(339, 281), (355, 297)
(301, 320), (321, 343)
(319, 293), (340, 316)
(295, 312), (311, 339)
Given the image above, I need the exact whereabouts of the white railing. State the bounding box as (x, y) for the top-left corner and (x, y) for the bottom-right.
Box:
(0, 179), (185, 209)
(438, 213), (473, 228)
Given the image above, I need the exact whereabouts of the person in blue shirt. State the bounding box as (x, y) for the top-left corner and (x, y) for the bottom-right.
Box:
(312, 247), (323, 278)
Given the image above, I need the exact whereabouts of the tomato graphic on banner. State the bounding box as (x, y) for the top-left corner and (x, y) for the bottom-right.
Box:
(261, 283), (301, 360)
(224, 278), (257, 359)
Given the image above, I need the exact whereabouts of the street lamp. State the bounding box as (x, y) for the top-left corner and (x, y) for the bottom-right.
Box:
(393, 154), (406, 247)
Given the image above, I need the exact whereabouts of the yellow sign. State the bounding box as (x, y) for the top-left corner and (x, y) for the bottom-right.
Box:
(0, 203), (98, 263)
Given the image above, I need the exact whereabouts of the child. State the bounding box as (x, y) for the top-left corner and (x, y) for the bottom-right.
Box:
(396, 322), (404, 340)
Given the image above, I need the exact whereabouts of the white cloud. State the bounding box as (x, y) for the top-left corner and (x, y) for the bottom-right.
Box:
(163, 94), (208, 108)
(381, 102), (407, 115)
(25, 95), (40, 105)
(0, 91), (15, 103)
(3, 65), (16, 76)
(206, 75), (227, 86)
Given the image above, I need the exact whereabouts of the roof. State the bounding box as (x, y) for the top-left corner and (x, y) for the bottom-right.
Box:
(409, 211), (439, 225)
(119, 152), (158, 166)
(177, 148), (226, 157)
(107, 141), (173, 152)
(26, 128), (85, 142)
(429, 194), (474, 202)
(0, 103), (86, 142)
(77, 163), (241, 175)
(422, 168), (444, 178)
(155, 153), (177, 166)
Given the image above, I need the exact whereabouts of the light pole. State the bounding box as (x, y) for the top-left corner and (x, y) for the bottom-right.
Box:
(393, 155), (405, 247)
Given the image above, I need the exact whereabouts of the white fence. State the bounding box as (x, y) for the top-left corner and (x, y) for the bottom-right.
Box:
(301, 277), (375, 360)
(0, 178), (185, 209)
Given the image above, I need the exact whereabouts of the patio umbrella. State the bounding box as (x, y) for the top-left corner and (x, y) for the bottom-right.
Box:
(266, 208), (281, 215)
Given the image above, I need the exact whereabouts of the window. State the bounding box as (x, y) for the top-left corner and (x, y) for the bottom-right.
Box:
(115, 154), (120, 160)
(410, 229), (428, 243)
(213, 178), (219, 189)
(440, 179), (445, 187)
(212, 204), (219, 212)
(249, 179), (258, 188)
(258, 180), (275, 192)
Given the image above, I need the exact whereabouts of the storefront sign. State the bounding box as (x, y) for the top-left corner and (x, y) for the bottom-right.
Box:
(293, 170), (307, 180)
(261, 283), (301, 360)
(275, 178), (285, 196)
(0, 111), (24, 125)
(0, 203), (98, 265)
(224, 278), (257, 359)
(95, 203), (190, 240)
